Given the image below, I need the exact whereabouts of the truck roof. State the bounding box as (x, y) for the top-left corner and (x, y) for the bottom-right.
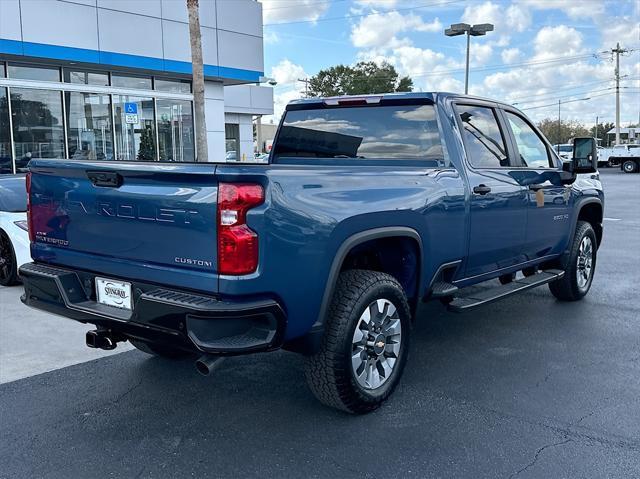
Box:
(286, 91), (516, 110)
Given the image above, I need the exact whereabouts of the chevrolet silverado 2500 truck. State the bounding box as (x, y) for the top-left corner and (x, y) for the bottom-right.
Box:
(20, 93), (603, 413)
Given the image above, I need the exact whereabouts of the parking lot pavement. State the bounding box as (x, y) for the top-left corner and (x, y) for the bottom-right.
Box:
(0, 169), (638, 478)
(0, 277), (130, 384)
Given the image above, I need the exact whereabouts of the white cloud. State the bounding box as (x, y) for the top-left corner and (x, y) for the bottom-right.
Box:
(533, 25), (584, 61)
(462, 1), (531, 34)
(270, 59), (307, 86)
(596, 15), (640, 50)
(354, 0), (399, 8)
(471, 43), (493, 66)
(501, 47), (522, 64)
(351, 12), (442, 48)
(259, 0), (330, 24)
(518, 0), (605, 20)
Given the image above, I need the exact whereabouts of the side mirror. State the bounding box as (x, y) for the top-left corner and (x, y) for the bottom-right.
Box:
(571, 137), (597, 174)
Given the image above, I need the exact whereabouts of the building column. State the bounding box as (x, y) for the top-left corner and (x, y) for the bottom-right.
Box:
(204, 81), (225, 162)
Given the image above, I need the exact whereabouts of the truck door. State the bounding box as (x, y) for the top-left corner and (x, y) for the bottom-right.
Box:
(455, 103), (528, 278)
(501, 109), (573, 261)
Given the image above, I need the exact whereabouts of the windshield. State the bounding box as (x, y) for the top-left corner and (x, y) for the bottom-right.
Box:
(273, 104), (445, 164)
(557, 145), (572, 152)
(0, 175), (27, 212)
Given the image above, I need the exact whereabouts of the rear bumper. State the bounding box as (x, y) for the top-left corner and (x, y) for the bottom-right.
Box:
(19, 262), (286, 355)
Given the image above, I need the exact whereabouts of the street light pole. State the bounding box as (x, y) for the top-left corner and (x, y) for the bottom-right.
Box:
(445, 23), (494, 95)
(465, 31), (471, 95)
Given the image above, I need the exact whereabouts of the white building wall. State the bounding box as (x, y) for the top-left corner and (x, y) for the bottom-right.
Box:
(205, 82), (226, 161)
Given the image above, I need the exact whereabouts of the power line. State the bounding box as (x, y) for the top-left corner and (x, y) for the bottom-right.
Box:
(520, 90), (639, 111)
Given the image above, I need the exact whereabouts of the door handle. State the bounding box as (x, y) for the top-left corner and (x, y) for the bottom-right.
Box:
(528, 184), (545, 191)
(87, 170), (122, 187)
(473, 184), (491, 195)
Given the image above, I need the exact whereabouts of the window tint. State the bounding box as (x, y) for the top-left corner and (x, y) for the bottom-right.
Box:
(64, 69), (109, 86)
(273, 104), (445, 165)
(505, 112), (552, 168)
(155, 78), (191, 94)
(8, 63), (60, 82)
(112, 74), (152, 90)
(457, 105), (509, 168)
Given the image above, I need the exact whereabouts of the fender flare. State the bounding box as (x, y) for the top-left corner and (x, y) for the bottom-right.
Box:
(314, 226), (423, 329)
(571, 197), (603, 247)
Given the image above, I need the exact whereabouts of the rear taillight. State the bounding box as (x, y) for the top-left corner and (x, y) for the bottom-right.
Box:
(25, 171), (34, 242)
(217, 183), (264, 275)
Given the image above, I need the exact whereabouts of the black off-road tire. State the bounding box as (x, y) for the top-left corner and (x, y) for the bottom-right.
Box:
(549, 221), (597, 301)
(304, 269), (411, 414)
(130, 339), (191, 359)
(0, 230), (19, 287)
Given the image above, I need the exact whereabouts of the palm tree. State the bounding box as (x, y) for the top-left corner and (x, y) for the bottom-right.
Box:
(187, 0), (208, 162)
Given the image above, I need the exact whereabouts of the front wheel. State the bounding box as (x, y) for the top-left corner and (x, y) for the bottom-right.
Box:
(305, 270), (411, 414)
(549, 221), (597, 301)
(622, 160), (638, 173)
(0, 231), (19, 286)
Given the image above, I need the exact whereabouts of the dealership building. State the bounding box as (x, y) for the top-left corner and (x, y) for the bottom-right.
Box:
(0, 0), (273, 174)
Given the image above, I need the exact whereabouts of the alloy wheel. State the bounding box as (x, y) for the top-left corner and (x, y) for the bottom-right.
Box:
(576, 236), (594, 290)
(351, 298), (402, 390)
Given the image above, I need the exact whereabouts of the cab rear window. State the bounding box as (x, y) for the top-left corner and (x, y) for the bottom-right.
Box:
(272, 104), (446, 165)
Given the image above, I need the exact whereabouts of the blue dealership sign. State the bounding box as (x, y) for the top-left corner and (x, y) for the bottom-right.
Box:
(124, 102), (138, 114)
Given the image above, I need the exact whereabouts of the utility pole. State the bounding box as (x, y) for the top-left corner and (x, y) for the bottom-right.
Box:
(595, 115), (598, 145)
(298, 78), (310, 98)
(612, 43), (628, 145)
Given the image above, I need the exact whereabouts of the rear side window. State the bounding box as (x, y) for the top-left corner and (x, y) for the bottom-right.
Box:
(505, 111), (553, 168)
(456, 105), (509, 168)
(272, 104), (446, 166)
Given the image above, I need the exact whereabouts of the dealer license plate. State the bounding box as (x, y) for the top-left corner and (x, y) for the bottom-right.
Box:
(95, 277), (132, 311)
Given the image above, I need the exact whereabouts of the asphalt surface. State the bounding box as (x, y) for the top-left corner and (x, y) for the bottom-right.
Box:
(1, 168), (639, 478)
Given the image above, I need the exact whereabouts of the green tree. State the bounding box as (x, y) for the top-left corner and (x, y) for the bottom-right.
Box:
(589, 121), (614, 146)
(536, 118), (590, 145)
(137, 127), (156, 161)
(307, 61), (413, 97)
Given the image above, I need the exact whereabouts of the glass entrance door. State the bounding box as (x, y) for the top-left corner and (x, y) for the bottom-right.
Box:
(113, 95), (156, 161)
(157, 99), (194, 162)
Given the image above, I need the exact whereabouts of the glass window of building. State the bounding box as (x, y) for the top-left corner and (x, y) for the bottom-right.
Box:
(0, 88), (12, 174)
(11, 88), (65, 171)
(8, 63), (60, 82)
(65, 92), (114, 161)
(155, 78), (191, 94)
(113, 95), (156, 161)
(0, 62), (6, 78)
(64, 69), (109, 86)
(157, 99), (194, 162)
(112, 74), (152, 90)
(225, 124), (240, 161)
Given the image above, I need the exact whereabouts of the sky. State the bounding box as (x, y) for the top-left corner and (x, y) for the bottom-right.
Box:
(257, 0), (640, 128)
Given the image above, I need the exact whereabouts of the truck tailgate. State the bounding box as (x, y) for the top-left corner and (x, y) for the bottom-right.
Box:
(28, 160), (219, 293)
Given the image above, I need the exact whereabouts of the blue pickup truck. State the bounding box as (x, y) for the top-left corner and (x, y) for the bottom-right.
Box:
(20, 92), (603, 413)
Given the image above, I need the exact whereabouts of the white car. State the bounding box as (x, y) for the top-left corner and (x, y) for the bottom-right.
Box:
(0, 175), (30, 286)
(553, 144), (573, 160)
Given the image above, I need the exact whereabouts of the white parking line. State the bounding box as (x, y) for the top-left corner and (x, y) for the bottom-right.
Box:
(604, 218), (622, 221)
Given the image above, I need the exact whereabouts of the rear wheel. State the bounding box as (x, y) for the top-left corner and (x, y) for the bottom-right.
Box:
(129, 339), (191, 359)
(0, 230), (19, 286)
(305, 270), (411, 414)
(622, 160), (637, 173)
(549, 221), (597, 301)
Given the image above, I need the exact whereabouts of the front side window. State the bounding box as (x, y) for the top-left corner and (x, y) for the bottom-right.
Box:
(457, 105), (508, 168)
(272, 104), (445, 164)
(10, 88), (65, 170)
(65, 92), (114, 161)
(505, 111), (552, 168)
(113, 95), (156, 161)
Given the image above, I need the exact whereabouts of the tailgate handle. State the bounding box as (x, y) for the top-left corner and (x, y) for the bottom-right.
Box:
(87, 170), (122, 188)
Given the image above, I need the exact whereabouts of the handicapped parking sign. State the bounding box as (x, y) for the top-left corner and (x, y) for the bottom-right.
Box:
(124, 102), (138, 114)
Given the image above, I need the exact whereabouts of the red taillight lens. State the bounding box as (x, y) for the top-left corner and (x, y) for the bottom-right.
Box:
(217, 183), (264, 275)
(25, 171), (34, 242)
